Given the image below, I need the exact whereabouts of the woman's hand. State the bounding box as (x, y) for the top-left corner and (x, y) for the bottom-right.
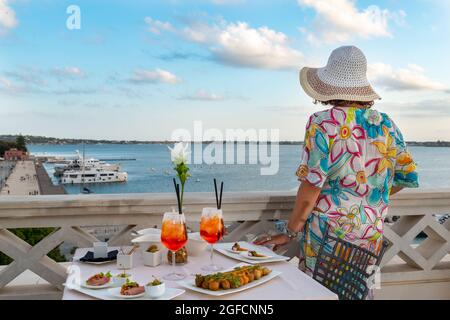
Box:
(253, 234), (290, 251)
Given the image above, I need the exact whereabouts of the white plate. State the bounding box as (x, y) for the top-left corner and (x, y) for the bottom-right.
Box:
(134, 228), (161, 236)
(108, 287), (146, 299)
(241, 251), (272, 260)
(64, 284), (185, 300)
(215, 242), (289, 264)
(225, 248), (243, 254)
(178, 263), (281, 296)
(80, 278), (113, 290)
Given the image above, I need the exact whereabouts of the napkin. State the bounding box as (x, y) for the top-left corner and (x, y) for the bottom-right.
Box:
(79, 250), (119, 263)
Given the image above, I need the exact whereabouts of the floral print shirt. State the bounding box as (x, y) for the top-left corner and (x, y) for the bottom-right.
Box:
(295, 106), (419, 274)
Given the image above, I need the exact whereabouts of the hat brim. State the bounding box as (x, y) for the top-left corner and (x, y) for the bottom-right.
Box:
(300, 67), (380, 102)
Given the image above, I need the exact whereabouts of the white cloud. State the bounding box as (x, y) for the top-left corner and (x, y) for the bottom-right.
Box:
(183, 21), (304, 70)
(5, 66), (47, 86)
(178, 89), (225, 101)
(0, 0), (17, 35)
(129, 68), (181, 84)
(298, 0), (405, 44)
(368, 63), (448, 92)
(144, 17), (175, 35)
(51, 67), (85, 80)
(0, 76), (17, 93)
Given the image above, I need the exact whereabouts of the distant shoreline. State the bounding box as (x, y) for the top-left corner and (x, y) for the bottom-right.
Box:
(2, 135), (450, 147)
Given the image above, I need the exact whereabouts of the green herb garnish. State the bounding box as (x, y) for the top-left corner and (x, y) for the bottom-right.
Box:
(147, 276), (163, 286)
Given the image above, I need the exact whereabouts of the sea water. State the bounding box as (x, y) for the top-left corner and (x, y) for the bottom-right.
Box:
(27, 144), (450, 194)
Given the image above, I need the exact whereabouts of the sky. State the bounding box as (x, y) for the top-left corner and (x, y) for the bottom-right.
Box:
(1, 0), (450, 141)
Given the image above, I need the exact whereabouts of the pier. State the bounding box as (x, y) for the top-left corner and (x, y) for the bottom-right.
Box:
(35, 162), (66, 195)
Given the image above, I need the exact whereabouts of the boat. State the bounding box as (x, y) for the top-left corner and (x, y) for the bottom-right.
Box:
(61, 168), (128, 184)
(82, 187), (94, 194)
(54, 152), (120, 177)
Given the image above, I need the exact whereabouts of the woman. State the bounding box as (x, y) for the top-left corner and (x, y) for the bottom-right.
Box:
(257, 46), (419, 276)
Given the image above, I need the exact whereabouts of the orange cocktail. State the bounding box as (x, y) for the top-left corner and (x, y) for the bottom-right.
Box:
(200, 208), (224, 271)
(160, 212), (188, 280)
(200, 214), (224, 244)
(161, 219), (188, 252)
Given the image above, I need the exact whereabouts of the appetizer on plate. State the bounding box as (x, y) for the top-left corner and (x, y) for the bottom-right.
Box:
(115, 271), (130, 278)
(113, 272), (131, 286)
(231, 242), (248, 252)
(120, 279), (145, 296)
(194, 265), (272, 291)
(247, 250), (268, 258)
(148, 277), (163, 286)
(145, 277), (166, 298)
(86, 271), (112, 286)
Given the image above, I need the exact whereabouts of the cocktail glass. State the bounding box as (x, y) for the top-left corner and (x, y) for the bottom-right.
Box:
(160, 212), (188, 281)
(200, 207), (224, 271)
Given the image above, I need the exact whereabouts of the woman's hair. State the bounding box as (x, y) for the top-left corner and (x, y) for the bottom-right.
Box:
(314, 100), (374, 108)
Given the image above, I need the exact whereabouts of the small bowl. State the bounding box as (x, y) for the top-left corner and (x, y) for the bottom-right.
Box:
(142, 250), (162, 267)
(186, 232), (208, 256)
(145, 282), (166, 299)
(113, 274), (131, 287)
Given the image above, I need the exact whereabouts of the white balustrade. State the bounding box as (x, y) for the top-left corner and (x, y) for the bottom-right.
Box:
(0, 189), (449, 299)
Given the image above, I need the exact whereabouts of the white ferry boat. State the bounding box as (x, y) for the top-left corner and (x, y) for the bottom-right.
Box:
(61, 168), (127, 184)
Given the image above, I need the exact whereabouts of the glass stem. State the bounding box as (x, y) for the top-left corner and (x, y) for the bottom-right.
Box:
(172, 250), (176, 270)
(210, 244), (214, 265)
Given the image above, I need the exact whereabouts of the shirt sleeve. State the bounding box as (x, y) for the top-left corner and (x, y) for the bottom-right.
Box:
(392, 122), (419, 188)
(296, 114), (330, 188)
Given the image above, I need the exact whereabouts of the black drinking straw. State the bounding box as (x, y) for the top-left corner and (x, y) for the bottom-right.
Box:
(213, 178), (219, 209)
(219, 181), (224, 209)
(173, 178), (182, 214)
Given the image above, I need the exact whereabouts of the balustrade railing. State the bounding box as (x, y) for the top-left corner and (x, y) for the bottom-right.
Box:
(0, 189), (449, 299)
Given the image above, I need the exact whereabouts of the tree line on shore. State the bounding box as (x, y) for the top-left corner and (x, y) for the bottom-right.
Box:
(0, 134), (28, 158)
(1, 134), (450, 147)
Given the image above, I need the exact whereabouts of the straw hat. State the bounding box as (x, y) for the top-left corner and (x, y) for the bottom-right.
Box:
(300, 45), (380, 102)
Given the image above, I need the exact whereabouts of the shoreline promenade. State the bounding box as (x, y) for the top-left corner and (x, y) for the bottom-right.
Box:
(0, 160), (40, 196)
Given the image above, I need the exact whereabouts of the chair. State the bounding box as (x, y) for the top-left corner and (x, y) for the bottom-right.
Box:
(312, 226), (389, 300)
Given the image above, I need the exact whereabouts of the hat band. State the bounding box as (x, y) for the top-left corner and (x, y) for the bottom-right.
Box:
(307, 68), (376, 98)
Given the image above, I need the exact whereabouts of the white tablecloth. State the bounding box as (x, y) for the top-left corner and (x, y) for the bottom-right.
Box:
(62, 246), (338, 300)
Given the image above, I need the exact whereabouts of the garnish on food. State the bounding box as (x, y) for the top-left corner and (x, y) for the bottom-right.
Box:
(120, 278), (145, 296)
(146, 245), (159, 253)
(115, 272), (129, 278)
(86, 271), (111, 286)
(147, 276), (163, 286)
(231, 242), (248, 252)
(195, 265), (272, 291)
(249, 250), (267, 258)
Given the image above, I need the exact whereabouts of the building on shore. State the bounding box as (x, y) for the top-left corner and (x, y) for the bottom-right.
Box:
(4, 148), (29, 161)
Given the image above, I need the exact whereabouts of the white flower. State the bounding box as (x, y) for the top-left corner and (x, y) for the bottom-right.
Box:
(168, 142), (190, 165)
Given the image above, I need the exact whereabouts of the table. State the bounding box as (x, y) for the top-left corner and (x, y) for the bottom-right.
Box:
(62, 246), (338, 300)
